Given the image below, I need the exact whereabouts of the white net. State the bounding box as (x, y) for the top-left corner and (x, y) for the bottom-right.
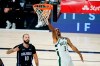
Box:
(33, 4), (52, 28)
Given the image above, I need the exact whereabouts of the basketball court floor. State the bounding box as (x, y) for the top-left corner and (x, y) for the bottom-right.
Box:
(0, 29), (100, 66)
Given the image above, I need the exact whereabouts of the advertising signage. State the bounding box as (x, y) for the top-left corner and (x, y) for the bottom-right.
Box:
(51, 13), (100, 34)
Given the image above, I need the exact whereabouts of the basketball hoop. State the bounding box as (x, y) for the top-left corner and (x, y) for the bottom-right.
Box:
(33, 4), (53, 28)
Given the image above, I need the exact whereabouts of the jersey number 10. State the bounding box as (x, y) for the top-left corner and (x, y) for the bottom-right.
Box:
(25, 56), (29, 61)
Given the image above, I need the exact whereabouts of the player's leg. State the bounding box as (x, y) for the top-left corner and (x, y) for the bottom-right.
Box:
(60, 55), (74, 66)
(0, 58), (4, 66)
(68, 59), (74, 66)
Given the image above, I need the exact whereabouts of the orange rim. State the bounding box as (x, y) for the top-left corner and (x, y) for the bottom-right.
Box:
(33, 4), (53, 10)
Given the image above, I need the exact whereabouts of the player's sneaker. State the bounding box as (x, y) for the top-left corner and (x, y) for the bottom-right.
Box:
(11, 23), (16, 29)
(6, 20), (11, 29)
(35, 21), (44, 28)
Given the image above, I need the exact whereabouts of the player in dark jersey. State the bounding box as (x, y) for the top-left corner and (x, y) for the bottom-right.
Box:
(0, 58), (4, 66)
(6, 34), (39, 66)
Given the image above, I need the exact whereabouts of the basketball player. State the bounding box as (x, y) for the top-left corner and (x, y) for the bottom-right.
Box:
(0, 58), (4, 66)
(6, 34), (39, 66)
(47, 22), (84, 66)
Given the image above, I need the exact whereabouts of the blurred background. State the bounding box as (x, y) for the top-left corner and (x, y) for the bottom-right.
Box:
(0, 0), (100, 34)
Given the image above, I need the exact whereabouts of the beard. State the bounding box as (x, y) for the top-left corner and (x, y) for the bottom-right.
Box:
(57, 33), (61, 37)
(24, 40), (29, 44)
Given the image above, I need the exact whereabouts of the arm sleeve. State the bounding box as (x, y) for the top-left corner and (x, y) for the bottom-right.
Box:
(13, 44), (21, 49)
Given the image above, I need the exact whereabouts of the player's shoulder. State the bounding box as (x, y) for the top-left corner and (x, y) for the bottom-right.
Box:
(29, 44), (36, 50)
(29, 43), (33, 46)
(13, 43), (23, 49)
(62, 37), (69, 39)
(17, 43), (23, 47)
(62, 37), (71, 41)
(29, 44), (35, 47)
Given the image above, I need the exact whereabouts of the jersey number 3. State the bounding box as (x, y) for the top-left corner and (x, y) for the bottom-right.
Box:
(64, 46), (66, 51)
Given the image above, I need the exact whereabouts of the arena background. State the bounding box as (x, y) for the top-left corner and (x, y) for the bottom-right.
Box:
(51, 13), (100, 34)
(0, 0), (100, 34)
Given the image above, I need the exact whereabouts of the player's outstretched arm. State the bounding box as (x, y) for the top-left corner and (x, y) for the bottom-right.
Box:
(47, 22), (57, 43)
(67, 38), (84, 62)
(33, 53), (39, 66)
(48, 22), (55, 32)
(6, 47), (19, 54)
(57, 12), (61, 20)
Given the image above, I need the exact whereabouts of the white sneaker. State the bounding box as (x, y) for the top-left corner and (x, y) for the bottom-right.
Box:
(6, 20), (11, 29)
(11, 23), (16, 29)
(35, 21), (44, 28)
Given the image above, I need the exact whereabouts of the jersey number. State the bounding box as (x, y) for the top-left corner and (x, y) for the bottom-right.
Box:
(25, 56), (29, 61)
(64, 46), (66, 51)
